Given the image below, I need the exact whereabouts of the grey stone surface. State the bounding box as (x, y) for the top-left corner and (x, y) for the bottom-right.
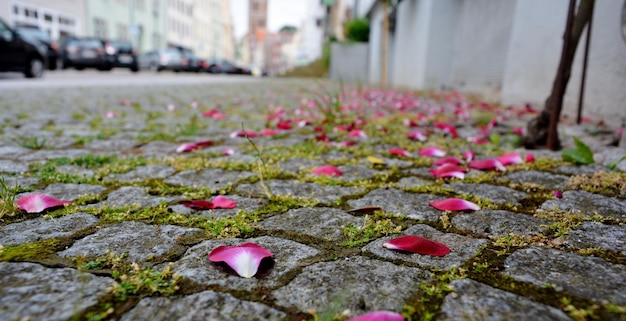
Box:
(337, 164), (380, 181)
(55, 164), (96, 177)
(0, 145), (31, 158)
(540, 190), (626, 219)
(566, 222), (626, 255)
(556, 165), (609, 176)
(120, 290), (286, 321)
(439, 279), (572, 321)
(279, 158), (324, 174)
(1, 176), (39, 188)
(112, 164), (176, 182)
(237, 179), (365, 204)
(18, 148), (94, 161)
(58, 221), (203, 263)
(0, 160), (28, 173)
(501, 170), (570, 190)
(445, 183), (528, 206)
(84, 138), (139, 151)
(20, 183), (107, 201)
(165, 168), (254, 190)
(99, 186), (177, 208)
(0, 262), (113, 321)
(258, 207), (363, 241)
(504, 246), (626, 305)
(348, 188), (443, 221)
(396, 176), (431, 188)
(137, 141), (180, 157)
(452, 210), (550, 236)
(171, 195), (265, 219)
(273, 256), (430, 317)
(0, 213), (99, 246)
(363, 225), (488, 270)
(170, 236), (320, 291)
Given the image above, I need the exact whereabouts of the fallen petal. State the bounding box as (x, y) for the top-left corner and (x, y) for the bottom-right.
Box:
(212, 195), (237, 209)
(223, 148), (235, 155)
(16, 194), (71, 213)
(348, 129), (367, 138)
(208, 243), (273, 278)
(497, 153), (523, 166)
(312, 165), (343, 177)
(554, 190), (563, 198)
(407, 130), (427, 142)
(434, 122), (458, 138)
(176, 143), (197, 153)
(463, 150), (475, 162)
(230, 130), (258, 138)
(389, 147), (411, 157)
(418, 146), (447, 158)
(178, 200), (214, 210)
(260, 128), (278, 136)
(347, 311), (405, 321)
(433, 157), (463, 166)
(383, 235), (450, 257)
(429, 198), (480, 211)
(468, 159), (506, 171)
(428, 163), (466, 179)
(525, 153), (535, 163)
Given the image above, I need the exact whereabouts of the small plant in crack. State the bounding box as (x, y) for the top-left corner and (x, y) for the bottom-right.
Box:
(13, 135), (47, 150)
(243, 123), (273, 198)
(0, 176), (18, 219)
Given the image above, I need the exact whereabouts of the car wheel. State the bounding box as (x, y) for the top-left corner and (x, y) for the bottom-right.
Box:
(24, 57), (44, 78)
(76, 66), (85, 71)
(48, 59), (58, 71)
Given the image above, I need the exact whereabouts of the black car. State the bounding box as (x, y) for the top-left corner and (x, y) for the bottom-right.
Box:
(180, 51), (203, 72)
(105, 40), (138, 72)
(0, 18), (46, 78)
(137, 49), (184, 72)
(14, 26), (58, 70)
(205, 58), (250, 74)
(59, 37), (112, 71)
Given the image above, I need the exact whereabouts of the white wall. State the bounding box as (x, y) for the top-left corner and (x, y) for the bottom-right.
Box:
(424, 0), (461, 89)
(391, 0), (432, 88)
(502, 0), (626, 127)
(368, 2), (382, 84)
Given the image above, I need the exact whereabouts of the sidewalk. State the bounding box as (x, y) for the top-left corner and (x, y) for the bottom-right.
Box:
(0, 79), (624, 321)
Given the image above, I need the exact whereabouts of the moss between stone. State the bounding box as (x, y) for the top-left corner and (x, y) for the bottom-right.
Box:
(566, 171), (626, 199)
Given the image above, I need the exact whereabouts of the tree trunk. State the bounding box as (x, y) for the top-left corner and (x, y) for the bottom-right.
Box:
(523, 0), (595, 150)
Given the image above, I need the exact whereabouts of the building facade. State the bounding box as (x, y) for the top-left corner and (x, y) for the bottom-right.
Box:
(0, 0), (86, 40)
(85, 0), (166, 52)
(193, 0), (234, 59)
(365, 0), (626, 127)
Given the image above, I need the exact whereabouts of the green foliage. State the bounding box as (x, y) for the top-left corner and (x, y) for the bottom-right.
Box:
(13, 135), (47, 149)
(562, 137), (594, 165)
(341, 211), (403, 247)
(110, 262), (180, 301)
(0, 177), (18, 218)
(344, 19), (370, 42)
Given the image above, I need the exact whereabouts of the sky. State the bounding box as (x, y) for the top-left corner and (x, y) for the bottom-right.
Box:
(230, 0), (309, 39)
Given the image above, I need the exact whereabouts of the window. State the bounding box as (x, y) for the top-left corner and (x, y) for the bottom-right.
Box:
(94, 18), (108, 38)
(13, 5), (19, 15)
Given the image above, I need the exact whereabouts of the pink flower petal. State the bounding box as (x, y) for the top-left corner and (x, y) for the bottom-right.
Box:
(554, 190), (563, 198)
(389, 147), (411, 157)
(347, 311), (405, 321)
(276, 120), (292, 130)
(230, 130), (258, 138)
(525, 153), (535, 163)
(312, 165), (343, 177)
(16, 194), (71, 213)
(418, 146), (447, 158)
(407, 130), (427, 142)
(429, 198), (480, 211)
(497, 153), (523, 166)
(223, 148), (235, 155)
(463, 150), (475, 162)
(383, 235), (450, 257)
(468, 159), (506, 171)
(467, 136), (490, 144)
(179, 200), (215, 210)
(434, 122), (458, 138)
(201, 109), (226, 119)
(104, 111), (117, 118)
(261, 128), (278, 136)
(348, 129), (367, 138)
(433, 157), (463, 166)
(120, 99), (131, 106)
(176, 140), (213, 153)
(428, 163), (466, 179)
(211, 195), (237, 209)
(208, 243), (273, 278)
(167, 104), (177, 111)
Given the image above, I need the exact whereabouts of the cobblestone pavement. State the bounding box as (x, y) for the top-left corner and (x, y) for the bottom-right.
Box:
(0, 79), (625, 321)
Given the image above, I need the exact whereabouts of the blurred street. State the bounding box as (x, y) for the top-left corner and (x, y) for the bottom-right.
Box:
(0, 69), (261, 90)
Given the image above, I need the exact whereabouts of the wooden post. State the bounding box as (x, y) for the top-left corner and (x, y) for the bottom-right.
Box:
(576, 1), (594, 124)
(381, 0), (388, 88)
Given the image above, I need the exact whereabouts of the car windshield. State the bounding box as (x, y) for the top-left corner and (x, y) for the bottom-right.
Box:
(111, 41), (132, 50)
(15, 27), (50, 42)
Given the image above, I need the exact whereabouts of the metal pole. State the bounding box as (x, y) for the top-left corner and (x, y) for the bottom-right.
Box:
(381, 0), (388, 88)
(576, 1), (594, 124)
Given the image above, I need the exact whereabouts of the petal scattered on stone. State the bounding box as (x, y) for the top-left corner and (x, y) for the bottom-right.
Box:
(208, 243), (273, 278)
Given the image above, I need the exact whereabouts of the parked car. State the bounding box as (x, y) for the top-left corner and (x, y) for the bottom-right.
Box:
(59, 37), (112, 71)
(179, 51), (203, 72)
(105, 40), (138, 72)
(14, 26), (58, 70)
(0, 17), (47, 78)
(137, 49), (184, 72)
(205, 58), (250, 75)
